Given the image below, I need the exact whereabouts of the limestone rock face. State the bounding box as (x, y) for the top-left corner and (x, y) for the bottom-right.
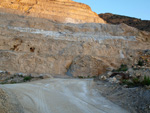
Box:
(0, 0), (105, 23)
(0, 10), (150, 77)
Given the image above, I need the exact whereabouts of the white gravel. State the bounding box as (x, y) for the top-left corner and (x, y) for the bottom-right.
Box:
(6, 26), (135, 43)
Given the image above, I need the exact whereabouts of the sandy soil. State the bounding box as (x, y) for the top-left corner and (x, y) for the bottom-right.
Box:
(0, 78), (129, 113)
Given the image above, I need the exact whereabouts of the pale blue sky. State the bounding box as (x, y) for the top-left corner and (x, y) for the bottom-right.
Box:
(74, 0), (150, 20)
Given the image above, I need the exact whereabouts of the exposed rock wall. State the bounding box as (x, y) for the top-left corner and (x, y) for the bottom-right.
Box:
(0, 0), (105, 23)
(0, 10), (149, 77)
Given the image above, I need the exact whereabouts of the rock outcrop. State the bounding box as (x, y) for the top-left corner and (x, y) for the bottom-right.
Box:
(99, 13), (150, 32)
(0, 0), (105, 23)
(0, 9), (150, 77)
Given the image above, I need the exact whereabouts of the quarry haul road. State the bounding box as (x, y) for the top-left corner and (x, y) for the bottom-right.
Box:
(1, 78), (129, 113)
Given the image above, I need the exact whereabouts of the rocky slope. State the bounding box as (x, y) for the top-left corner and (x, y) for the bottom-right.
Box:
(0, 88), (23, 113)
(0, 9), (150, 77)
(0, 2), (150, 113)
(0, 0), (105, 23)
(96, 50), (150, 113)
(99, 13), (150, 32)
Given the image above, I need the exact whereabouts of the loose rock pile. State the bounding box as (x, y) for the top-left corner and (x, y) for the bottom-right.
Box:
(96, 50), (150, 113)
(0, 71), (51, 84)
(98, 50), (150, 88)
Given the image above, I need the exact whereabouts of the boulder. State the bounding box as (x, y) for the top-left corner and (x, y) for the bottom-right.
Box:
(66, 56), (108, 77)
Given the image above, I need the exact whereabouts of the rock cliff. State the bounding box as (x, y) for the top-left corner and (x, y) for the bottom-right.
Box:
(99, 13), (150, 32)
(0, 0), (105, 23)
(0, 9), (149, 77)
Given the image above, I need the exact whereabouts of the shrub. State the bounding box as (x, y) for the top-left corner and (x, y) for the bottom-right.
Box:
(10, 81), (17, 84)
(122, 79), (136, 87)
(122, 76), (150, 87)
(77, 76), (84, 79)
(141, 76), (150, 86)
(137, 60), (144, 66)
(113, 64), (128, 72)
(23, 76), (32, 82)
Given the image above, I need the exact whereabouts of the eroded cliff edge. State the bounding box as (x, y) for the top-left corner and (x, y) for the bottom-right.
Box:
(0, 0), (105, 23)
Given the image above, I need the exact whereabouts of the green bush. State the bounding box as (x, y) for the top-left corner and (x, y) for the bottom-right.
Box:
(122, 76), (150, 87)
(10, 81), (17, 84)
(137, 60), (144, 66)
(113, 64), (128, 72)
(77, 76), (84, 79)
(122, 79), (133, 86)
(141, 76), (150, 86)
(77, 75), (97, 79)
(23, 76), (32, 82)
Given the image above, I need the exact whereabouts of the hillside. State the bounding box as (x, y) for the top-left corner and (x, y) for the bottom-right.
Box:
(0, 0), (105, 23)
(0, 1), (150, 113)
(0, 9), (149, 77)
(99, 13), (150, 32)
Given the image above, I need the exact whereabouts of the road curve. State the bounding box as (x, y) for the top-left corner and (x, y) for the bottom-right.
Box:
(1, 78), (129, 113)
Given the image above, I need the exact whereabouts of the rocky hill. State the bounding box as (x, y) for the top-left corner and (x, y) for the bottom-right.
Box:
(0, 0), (149, 77)
(0, 8), (149, 77)
(0, 2), (150, 113)
(99, 13), (150, 32)
(0, 0), (105, 23)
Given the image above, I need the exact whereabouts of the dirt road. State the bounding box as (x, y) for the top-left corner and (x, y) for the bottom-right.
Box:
(1, 78), (129, 113)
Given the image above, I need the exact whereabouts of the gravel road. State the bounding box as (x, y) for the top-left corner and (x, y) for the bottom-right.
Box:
(1, 78), (129, 113)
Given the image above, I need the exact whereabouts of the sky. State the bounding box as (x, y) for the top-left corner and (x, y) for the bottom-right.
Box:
(74, 0), (150, 20)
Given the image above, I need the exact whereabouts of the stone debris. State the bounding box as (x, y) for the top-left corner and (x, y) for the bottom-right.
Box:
(0, 70), (52, 84)
(98, 50), (150, 86)
(95, 50), (150, 113)
(96, 80), (150, 113)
